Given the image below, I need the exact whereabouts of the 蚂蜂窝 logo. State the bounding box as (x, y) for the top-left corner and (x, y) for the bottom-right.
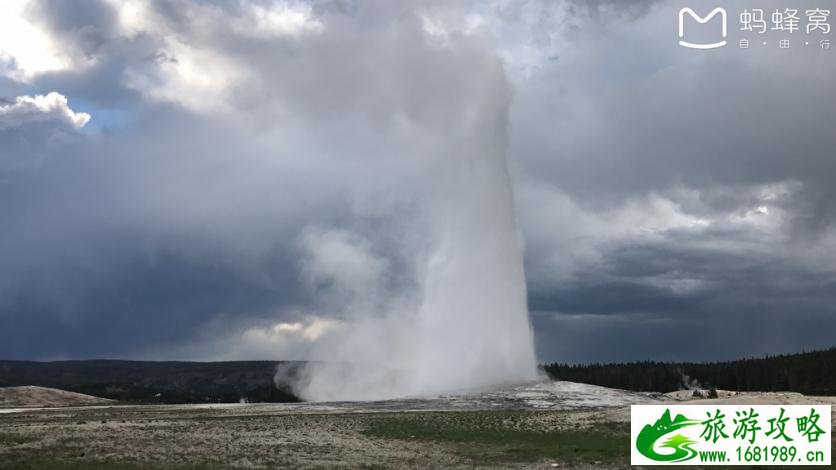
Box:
(678, 7), (728, 49)
(631, 405), (831, 465)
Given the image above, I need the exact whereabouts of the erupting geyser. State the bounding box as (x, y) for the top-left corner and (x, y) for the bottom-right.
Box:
(283, 11), (538, 401)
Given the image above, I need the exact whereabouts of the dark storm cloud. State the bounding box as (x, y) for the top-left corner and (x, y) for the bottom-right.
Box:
(514, 0), (836, 362)
(2, 0), (836, 363)
(0, 72), (25, 99)
(0, 95), (356, 359)
(530, 234), (836, 317)
(26, 0), (118, 58)
(531, 237), (836, 363)
(526, 216), (836, 361)
(513, 0), (836, 228)
(567, 0), (662, 22)
(0, 251), (305, 359)
(1, 0), (512, 360)
(23, 0), (161, 108)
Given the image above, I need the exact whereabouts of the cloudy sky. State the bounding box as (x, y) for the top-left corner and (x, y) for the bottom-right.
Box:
(2, 0), (835, 364)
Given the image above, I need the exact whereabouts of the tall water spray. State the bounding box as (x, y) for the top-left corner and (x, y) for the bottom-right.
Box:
(283, 9), (538, 401)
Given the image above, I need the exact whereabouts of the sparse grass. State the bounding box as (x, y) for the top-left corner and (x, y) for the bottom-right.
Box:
(0, 432), (39, 446)
(0, 436), (218, 470)
(0, 453), (167, 470)
(362, 410), (630, 465)
(0, 406), (640, 468)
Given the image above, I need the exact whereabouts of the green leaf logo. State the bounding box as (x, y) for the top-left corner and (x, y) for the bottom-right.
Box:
(636, 409), (700, 462)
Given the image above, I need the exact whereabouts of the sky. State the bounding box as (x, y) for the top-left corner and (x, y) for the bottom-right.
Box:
(1, 0), (836, 364)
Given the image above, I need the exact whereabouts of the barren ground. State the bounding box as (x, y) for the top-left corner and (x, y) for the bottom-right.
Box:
(0, 386), (113, 408)
(0, 382), (833, 469)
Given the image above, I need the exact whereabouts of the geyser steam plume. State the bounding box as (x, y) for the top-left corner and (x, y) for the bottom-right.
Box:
(284, 8), (538, 401)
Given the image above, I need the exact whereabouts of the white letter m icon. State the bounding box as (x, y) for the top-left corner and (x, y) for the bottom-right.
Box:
(678, 7), (727, 49)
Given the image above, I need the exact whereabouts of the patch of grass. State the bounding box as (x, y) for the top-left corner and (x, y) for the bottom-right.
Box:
(0, 432), (39, 446)
(0, 455), (150, 470)
(362, 411), (629, 465)
(0, 451), (219, 470)
(0, 441), (218, 470)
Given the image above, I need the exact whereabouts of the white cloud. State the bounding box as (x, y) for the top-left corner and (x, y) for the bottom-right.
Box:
(233, 316), (340, 357)
(259, 317), (338, 342)
(123, 39), (242, 112)
(0, 92), (90, 130)
(165, 315), (341, 361)
(519, 184), (714, 280)
(238, 2), (323, 37)
(113, 0), (318, 112)
(0, 0), (68, 80)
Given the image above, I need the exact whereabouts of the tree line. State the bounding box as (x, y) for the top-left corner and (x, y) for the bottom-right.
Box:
(542, 347), (836, 395)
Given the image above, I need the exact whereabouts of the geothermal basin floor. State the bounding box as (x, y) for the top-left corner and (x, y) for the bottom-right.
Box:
(1, 380), (834, 469)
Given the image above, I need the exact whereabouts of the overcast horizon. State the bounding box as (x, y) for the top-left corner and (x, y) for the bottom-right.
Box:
(2, 0), (836, 365)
